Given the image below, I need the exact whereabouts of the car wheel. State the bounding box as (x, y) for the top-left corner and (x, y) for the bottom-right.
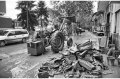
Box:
(0, 41), (5, 47)
(22, 38), (27, 43)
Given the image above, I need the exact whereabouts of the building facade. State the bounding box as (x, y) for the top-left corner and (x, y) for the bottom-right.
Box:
(0, 1), (13, 28)
(0, 1), (6, 15)
(98, 1), (120, 49)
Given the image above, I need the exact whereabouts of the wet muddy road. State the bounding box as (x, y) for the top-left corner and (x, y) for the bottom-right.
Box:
(0, 31), (120, 78)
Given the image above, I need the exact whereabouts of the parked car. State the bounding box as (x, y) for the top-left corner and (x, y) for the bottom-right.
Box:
(0, 28), (29, 46)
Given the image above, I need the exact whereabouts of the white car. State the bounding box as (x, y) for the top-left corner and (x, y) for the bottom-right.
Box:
(0, 28), (29, 46)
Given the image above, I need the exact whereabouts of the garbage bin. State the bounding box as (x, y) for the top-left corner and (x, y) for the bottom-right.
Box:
(27, 40), (45, 56)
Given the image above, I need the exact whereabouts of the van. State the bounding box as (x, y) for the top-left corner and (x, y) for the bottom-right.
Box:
(0, 28), (29, 46)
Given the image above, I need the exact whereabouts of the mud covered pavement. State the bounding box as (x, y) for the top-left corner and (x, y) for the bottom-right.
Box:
(0, 31), (120, 78)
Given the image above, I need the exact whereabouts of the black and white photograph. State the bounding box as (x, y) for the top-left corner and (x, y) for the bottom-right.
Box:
(0, 0), (120, 78)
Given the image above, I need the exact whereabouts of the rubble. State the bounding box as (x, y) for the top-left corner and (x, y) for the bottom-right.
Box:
(102, 69), (114, 75)
(78, 59), (95, 71)
(37, 40), (109, 78)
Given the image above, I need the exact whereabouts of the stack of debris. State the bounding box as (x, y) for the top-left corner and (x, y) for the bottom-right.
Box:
(38, 40), (108, 78)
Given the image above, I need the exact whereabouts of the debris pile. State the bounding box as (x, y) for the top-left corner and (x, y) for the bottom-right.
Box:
(38, 40), (108, 78)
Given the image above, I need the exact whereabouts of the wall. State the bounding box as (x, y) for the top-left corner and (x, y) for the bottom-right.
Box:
(113, 4), (120, 13)
(110, 12), (115, 34)
(110, 3), (120, 34)
(97, 1), (110, 32)
(0, 16), (12, 28)
(110, 3), (120, 50)
(0, 1), (6, 14)
(98, 2), (120, 50)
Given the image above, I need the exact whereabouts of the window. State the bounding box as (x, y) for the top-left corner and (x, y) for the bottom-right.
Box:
(0, 30), (8, 36)
(8, 31), (15, 36)
(21, 31), (28, 34)
(15, 31), (21, 35)
(15, 31), (28, 35)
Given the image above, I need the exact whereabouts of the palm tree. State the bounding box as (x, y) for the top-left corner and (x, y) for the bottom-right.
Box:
(16, 1), (38, 31)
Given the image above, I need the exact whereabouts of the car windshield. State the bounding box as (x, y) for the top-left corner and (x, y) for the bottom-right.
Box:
(0, 30), (8, 36)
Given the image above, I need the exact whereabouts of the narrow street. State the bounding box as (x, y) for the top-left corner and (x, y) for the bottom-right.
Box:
(0, 42), (27, 60)
(0, 31), (120, 78)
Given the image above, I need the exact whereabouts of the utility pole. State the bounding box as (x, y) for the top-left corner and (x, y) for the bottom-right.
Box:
(27, 2), (29, 30)
(41, 16), (43, 31)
